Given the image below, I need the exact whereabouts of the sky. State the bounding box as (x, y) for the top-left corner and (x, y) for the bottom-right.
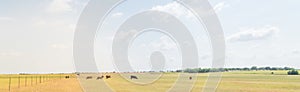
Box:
(0, 0), (300, 73)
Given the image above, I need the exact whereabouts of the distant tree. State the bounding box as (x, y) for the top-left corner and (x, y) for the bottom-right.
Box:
(265, 67), (271, 70)
(235, 68), (242, 71)
(184, 68), (197, 73)
(278, 67), (284, 70)
(288, 70), (299, 75)
(251, 66), (257, 71)
(176, 70), (182, 72)
(284, 67), (293, 70)
(271, 67), (278, 70)
(224, 68), (229, 72)
(258, 67), (265, 70)
(243, 67), (250, 71)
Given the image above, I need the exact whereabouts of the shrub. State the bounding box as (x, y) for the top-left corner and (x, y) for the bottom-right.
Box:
(288, 70), (299, 75)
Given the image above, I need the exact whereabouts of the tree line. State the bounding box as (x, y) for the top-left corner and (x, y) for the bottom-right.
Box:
(175, 66), (296, 73)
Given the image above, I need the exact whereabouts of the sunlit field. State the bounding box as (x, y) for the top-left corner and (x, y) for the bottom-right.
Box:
(79, 70), (300, 92)
(0, 74), (82, 92)
(1, 71), (300, 92)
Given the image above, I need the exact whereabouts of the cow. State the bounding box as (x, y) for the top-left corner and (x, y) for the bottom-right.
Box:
(189, 76), (192, 80)
(65, 76), (70, 79)
(97, 76), (104, 80)
(105, 75), (111, 79)
(86, 76), (93, 79)
(130, 75), (138, 79)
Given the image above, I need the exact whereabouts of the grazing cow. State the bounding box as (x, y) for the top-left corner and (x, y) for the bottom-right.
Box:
(65, 76), (70, 79)
(86, 76), (93, 79)
(106, 75), (111, 79)
(130, 75), (138, 79)
(97, 76), (104, 80)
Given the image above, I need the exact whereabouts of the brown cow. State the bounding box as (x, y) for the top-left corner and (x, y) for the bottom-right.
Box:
(105, 75), (111, 79)
(130, 75), (138, 79)
(97, 76), (104, 80)
(86, 76), (93, 79)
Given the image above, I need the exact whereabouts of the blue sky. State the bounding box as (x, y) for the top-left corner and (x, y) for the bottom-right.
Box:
(0, 0), (300, 73)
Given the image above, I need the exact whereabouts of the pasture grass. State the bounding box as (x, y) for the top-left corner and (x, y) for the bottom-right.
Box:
(107, 71), (300, 92)
(1, 71), (300, 92)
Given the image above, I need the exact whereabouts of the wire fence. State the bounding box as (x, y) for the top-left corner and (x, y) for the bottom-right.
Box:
(0, 74), (76, 91)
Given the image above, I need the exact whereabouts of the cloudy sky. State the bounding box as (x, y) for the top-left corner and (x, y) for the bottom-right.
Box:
(0, 0), (300, 73)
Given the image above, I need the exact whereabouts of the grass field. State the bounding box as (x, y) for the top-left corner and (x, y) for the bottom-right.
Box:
(0, 74), (82, 92)
(1, 71), (300, 92)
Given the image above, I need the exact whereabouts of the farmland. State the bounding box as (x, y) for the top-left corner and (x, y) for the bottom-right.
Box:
(1, 71), (300, 92)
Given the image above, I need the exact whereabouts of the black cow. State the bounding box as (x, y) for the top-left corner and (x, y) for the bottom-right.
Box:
(189, 76), (192, 80)
(86, 76), (93, 79)
(106, 75), (111, 79)
(65, 76), (70, 79)
(97, 76), (104, 80)
(130, 75), (138, 79)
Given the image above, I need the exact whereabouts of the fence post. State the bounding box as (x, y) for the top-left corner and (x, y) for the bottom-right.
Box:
(31, 76), (33, 86)
(35, 76), (37, 85)
(8, 77), (11, 92)
(18, 76), (20, 88)
(39, 76), (41, 83)
(25, 76), (27, 87)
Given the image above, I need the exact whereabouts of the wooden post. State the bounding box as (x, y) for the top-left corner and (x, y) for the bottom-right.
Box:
(31, 76), (33, 86)
(35, 76), (37, 84)
(8, 77), (11, 92)
(25, 76), (27, 87)
(39, 76), (41, 83)
(18, 76), (20, 88)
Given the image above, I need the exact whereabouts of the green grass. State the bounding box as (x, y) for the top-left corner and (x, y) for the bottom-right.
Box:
(216, 71), (300, 92)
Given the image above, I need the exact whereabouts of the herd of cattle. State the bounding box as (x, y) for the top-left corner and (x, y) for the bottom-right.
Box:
(85, 75), (111, 80)
(75, 74), (138, 80)
(65, 74), (193, 80)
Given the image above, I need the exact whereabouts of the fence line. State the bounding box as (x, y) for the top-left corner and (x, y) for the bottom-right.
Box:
(0, 74), (74, 91)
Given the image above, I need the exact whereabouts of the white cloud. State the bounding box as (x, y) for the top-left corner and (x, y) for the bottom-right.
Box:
(33, 19), (74, 32)
(68, 24), (76, 31)
(292, 49), (300, 54)
(152, 1), (229, 18)
(0, 51), (22, 57)
(112, 12), (123, 17)
(50, 44), (69, 49)
(0, 17), (15, 21)
(137, 35), (177, 51)
(227, 25), (280, 42)
(151, 36), (177, 51)
(200, 54), (210, 60)
(151, 2), (194, 19)
(213, 2), (229, 13)
(47, 0), (73, 13)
